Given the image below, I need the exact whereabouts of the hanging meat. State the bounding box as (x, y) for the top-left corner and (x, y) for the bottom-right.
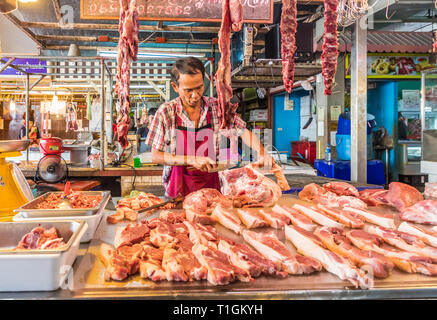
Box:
(215, 0), (243, 130)
(280, 0), (298, 93)
(321, 0), (340, 95)
(115, 0), (139, 148)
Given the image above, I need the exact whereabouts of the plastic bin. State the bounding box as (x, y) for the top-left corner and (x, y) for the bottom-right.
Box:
(336, 134), (373, 161)
(314, 159), (385, 185)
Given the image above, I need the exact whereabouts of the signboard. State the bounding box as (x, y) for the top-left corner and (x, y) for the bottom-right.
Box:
(80, 0), (273, 23)
(0, 58), (46, 76)
(346, 53), (436, 79)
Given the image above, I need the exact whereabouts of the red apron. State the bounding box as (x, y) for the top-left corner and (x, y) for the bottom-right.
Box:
(167, 106), (221, 197)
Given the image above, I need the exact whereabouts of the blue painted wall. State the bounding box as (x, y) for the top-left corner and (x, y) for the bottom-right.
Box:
(272, 90), (309, 156)
(367, 81), (398, 181)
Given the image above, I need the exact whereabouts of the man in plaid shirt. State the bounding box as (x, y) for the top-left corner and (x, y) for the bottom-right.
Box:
(145, 57), (275, 197)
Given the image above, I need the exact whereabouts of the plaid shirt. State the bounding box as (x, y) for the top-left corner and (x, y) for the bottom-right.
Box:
(145, 96), (246, 193)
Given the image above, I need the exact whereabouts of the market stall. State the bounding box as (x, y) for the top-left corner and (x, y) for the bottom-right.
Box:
(1, 0), (437, 302)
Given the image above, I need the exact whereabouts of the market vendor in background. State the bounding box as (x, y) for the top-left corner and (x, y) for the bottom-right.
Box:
(145, 57), (276, 198)
(19, 118), (40, 147)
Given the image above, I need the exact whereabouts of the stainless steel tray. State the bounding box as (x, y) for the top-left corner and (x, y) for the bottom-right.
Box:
(15, 191), (111, 218)
(0, 220), (86, 254)
(0, 139), (31, 152)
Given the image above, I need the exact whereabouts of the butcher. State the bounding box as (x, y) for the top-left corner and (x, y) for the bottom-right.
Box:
(146, 56), (277, 198)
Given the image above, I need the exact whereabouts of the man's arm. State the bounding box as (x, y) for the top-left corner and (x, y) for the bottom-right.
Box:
(239, 128), (274, 167)
(151, 147), (216, 172)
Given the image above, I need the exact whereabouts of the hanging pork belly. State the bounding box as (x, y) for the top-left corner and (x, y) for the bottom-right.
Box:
(115, 0), (140, 149)
(280, 0), (298, 93)
(321, 0), (340, 96)
(215, 0), (243, 129)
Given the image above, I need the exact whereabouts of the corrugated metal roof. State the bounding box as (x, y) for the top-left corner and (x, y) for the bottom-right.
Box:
(315, 31), (434, 53)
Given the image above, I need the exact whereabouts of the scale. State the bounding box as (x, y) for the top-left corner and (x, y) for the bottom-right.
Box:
(0, 140), (34, 222)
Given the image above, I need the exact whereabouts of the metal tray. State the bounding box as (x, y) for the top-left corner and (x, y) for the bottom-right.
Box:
(0, 220), (86, 254)
(0, 220), (88, 292)
(71, 195), (437, 299)
(15, 191), (111, 218)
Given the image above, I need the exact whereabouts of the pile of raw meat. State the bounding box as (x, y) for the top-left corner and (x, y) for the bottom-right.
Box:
(107, 192), (175, 224)
(215, 0), (243, 129)
(36, 192), (103, 209)
(100, 177), (437, 288)
(115, 0), (139, 148)
(280, 0), (339, 95)
(17, 227), (66, 250)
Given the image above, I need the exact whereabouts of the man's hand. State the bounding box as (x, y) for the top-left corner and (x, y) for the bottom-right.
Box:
(188, 156), (217, 172)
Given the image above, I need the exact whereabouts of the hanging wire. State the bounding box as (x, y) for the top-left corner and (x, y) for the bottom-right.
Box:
(337, 0), (379, 27)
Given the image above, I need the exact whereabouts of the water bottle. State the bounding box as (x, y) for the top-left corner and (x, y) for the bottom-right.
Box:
(325, 144), (332, 162)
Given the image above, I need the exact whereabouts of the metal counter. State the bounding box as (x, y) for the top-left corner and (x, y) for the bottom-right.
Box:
(2, 194), (437, 299)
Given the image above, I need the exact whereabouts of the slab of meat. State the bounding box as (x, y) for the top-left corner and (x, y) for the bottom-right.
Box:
(159, 210), (186, 224)
(323, 182), (359, 197)
(192, 243), (251, 285)
(321, 0), (340, 95)
(218, 240), (287, 278)
(365, 225), (437, 263)
(242, 229), (322, 275)
(293, 204), (344, 229)
(148, 219), (188, 248)
(272, 204), (317, 232)
(113, 222), (149, 249)
(215, 0), (241, 129)
(298, 183), (367, 209)
(220, 164), (282, 207)
(382, 182), (424, 212)
(115, 0), (139, 148)
(107, 207), (138, 224)
(398, 222), (437, 248)
(100, 242), (143, 281)
(211, 205), (243, 235)
(399, 200), (437, 225)
(185, 209), (216, 225)
(284, 225), (373, 289)
(343, 207), (395, 229)
(425, 182), (437, 199)
(257, 209), (290, 229)
(280, 0), (298, 93)
(17, 227), (66, 250)
(314, 227), (394, 278)
(183, 188), (233, 214)
(316, 204), (364, 229)
(346, 229), (437, 276)
(139, 241), (166, 281)
(358, 189), (389, 207)
(161, 246), (190, 282)
(236, 209), (269, 229)
(183, 220), (221, 249)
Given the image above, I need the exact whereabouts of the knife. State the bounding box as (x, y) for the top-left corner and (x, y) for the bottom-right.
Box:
(137, 194), (184, 214)
(186, 162), (241, 173)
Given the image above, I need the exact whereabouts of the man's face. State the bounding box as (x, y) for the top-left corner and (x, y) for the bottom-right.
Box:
(171, 72), (204, 109)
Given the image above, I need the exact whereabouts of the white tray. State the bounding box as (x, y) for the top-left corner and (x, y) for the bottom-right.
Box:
(13, 210), (103, 243)
(0, 221), (87, 292)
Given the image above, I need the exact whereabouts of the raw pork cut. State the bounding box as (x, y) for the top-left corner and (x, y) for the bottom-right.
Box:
(399, 200), (437, 225)
(113, 222), (149, 248)
(398, 222), (437, 248)
(382, 182), (424, 212)
(285, 224), (373, 288)
(316, 204), (364, 229)
(215, 0), (242, 129)
(242, 229), (322, 275)
(236, 209), (269, 229)
(211, 205), (243, 235)
(280, 0), (298, 93)
(272, 204), (318, 232)
(346, 229), (437, 276)
(323, 182), (359, 197)
(314, 227), (394, 278)
(358, 189), (389, 206)
(17, 227), (66, 250)
(343, 207), (395, 229)
(100, 242), (143, 281)
(183, 188), (233, 214)
(425, 182), (437, 199)
(115, 0), (139, 148)
(220, 164), (282, 207)
(321, 0), (340, 95)
(292, 204), (344, 229)
(257, 209), (290, 229)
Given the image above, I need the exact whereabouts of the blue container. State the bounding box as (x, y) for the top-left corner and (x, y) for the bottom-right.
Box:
(337, 113), (375, 135)
(336, 134), (373, 161)
(314, 159), (385, 185)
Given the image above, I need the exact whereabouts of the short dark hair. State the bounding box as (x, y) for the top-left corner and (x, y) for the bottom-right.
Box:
(171, 57), (205, 86)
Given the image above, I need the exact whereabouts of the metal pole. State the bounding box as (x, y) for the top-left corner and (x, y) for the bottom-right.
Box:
(100, 59), (106, 170)
(350, 21), (368, 183)
(25, 73), (30, 162)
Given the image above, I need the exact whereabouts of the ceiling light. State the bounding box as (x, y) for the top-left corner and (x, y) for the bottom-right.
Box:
(18, 0), (37, 3)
